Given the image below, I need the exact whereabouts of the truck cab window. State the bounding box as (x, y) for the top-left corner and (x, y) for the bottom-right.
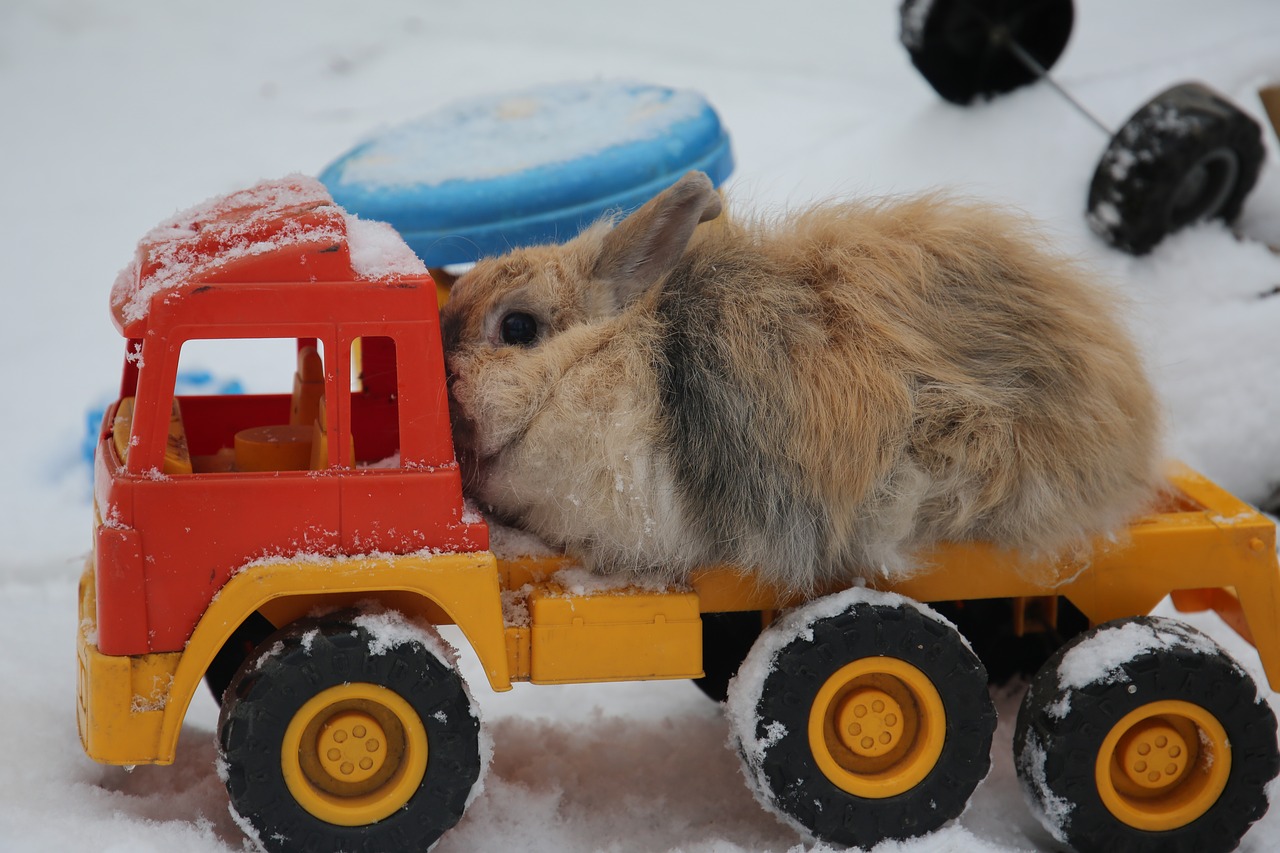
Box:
(167, 337), (330, 474)
(350, 336), (402, 468)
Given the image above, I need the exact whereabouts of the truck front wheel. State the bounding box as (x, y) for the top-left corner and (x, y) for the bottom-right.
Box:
(217, 615), (484, 853)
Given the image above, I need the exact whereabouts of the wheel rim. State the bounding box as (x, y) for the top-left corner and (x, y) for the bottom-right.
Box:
(1095, 699), (1232, 831)
(808, 657), (946, 798)
(1165, 147), (1239, 230)
(282, 682), (429, 826)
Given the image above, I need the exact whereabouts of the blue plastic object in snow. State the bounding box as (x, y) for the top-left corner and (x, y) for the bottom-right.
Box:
(319, 81), (734, 267)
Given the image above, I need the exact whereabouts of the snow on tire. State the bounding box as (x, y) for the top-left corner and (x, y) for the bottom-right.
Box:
(1087, 82), (1265, 255)
(726, 588), (995, 848)
(1015, 616), (1279, 853)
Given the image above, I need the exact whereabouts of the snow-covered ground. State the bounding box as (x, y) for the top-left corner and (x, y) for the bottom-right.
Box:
(4, 1), (1280, 850)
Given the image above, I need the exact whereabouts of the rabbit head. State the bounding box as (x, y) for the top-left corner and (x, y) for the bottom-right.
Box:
(440, 172), (723, 530)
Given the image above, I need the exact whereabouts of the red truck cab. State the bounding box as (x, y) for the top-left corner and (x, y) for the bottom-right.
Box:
(92, 176), (486, 657)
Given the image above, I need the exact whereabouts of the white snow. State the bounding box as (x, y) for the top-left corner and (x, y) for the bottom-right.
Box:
(6, 1), (1280, 851)
(342, 213), (429, 280)
(350, 608), (459, 666)
(1054, 617), (1245, 694)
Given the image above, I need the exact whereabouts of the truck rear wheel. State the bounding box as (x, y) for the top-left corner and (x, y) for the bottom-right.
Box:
(1015, 616), (1279, 853)
(218, 615), (483, 853)
(727, 590), (995, 848)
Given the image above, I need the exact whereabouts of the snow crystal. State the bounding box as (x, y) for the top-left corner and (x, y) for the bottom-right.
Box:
(351, 608), (458, 667)
(1016, 734), (1073, 844)
(1054, 619), (1233, 692)
(226, 801), (268, 851)
(486, 516), (558, 559)
(328, 80), (711, 189)
(461, 499), (485, 525)
(1107, 147), (1138, 182)
(343, 213), (428, 280)
(1210, 510), (1255, 526)
(547, 565), (677, 596)
(129, 673), (173, 713)
(1044, 694), (1071, 721)
(500, 583), (533, 628)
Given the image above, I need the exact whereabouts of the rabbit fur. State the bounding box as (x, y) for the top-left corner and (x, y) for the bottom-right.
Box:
(440, 171), (1161, 592)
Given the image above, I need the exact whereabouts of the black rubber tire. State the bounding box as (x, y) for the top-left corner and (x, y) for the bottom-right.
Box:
(1087, 82), (1266, 255)
(1015, 616), (1279, 853)
(692, 610), (765, 703)
(218, 617), (482, 853)
(732, 597), (995, 848)
(203, 611), (276, 703)
(900, 0), (1075, 105)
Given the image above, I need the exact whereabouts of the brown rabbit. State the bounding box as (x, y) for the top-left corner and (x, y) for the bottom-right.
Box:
(440, 171), (1160, 592)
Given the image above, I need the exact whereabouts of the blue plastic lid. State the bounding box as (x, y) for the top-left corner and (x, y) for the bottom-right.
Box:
(319, 81), (734, 266)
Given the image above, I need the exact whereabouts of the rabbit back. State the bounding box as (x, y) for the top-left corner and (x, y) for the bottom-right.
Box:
(649, 195), (1160, 588)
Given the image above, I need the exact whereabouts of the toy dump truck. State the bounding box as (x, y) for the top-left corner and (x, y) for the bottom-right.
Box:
(80, 177), (1280, 853)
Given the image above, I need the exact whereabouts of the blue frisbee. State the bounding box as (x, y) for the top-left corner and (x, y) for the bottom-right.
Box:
(319, 81), (734, 266)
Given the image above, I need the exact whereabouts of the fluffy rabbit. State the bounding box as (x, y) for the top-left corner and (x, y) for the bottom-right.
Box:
(440, 171), (1160, 591)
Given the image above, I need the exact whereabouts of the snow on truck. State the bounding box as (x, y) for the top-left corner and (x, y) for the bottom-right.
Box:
(80, 177), (1280, 853)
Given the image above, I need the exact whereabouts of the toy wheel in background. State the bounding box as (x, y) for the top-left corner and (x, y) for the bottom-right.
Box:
(1015, 616), (1279, 853)
(218, 616), (483, 853)
(1087, 82), (1266, 254)
(693, 610), (765, 703)
(728, 591), (995, 848)
(899, 0), (1075, 105)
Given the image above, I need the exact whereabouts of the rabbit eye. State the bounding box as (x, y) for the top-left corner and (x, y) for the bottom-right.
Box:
(499, 311), (539, 346)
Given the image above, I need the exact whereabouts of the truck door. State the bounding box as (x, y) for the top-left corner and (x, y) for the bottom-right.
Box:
(332, 326), (484, 555)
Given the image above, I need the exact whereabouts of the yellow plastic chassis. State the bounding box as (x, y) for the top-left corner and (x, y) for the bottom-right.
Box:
(79, 462), (1280, 766)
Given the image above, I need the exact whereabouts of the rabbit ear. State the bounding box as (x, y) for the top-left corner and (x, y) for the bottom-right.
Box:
(592, 171), (723, 309)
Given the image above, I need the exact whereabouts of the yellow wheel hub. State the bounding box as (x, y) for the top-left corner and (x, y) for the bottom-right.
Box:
(282, 683), (429, 827)
(317, 710), (389, 785)
(808, 657), (946, 799)
(835, 687), (906, 758)
(1096, 699), (1231, 831)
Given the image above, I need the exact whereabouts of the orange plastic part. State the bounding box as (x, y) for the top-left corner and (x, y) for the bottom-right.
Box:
(234, 424), (314, 472)
(526, 584), (703, 684)
(281, 683), (429, 826)
(1095, 700), (1231, 831)
(807, 657), (947, 799)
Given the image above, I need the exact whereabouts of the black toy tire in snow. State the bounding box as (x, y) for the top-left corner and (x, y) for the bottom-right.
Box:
(899, 0), (1075, 105)
(729, 593), (996, 848)
(693, 610), (765, 703)
(1087, 82), (1266, 255)
(217, 616), (482, 853)
(1015, 616), (1279, 853)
